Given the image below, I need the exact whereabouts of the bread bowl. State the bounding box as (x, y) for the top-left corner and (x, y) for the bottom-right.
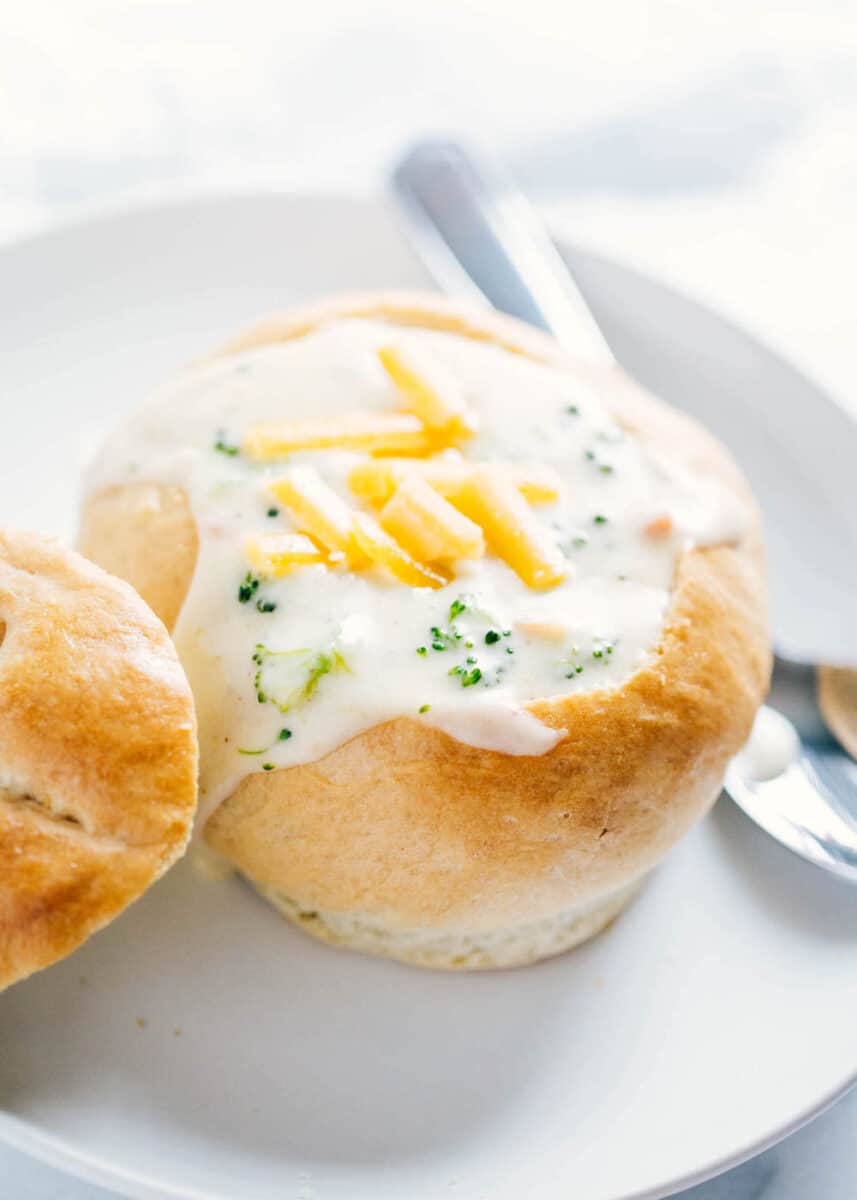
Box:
(79, 292), (770, 969)
(0, 531), (197, 990)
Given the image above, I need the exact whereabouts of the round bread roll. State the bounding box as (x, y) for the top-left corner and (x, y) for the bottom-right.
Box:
(79, 293), (770, 969)
(0, 531), (197, 991)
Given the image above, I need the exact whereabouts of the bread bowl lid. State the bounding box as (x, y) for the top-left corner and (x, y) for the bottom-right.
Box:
(0, 530), (198, 992)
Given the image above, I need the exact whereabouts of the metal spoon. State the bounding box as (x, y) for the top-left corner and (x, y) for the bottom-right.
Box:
(727, 659), (857, 881)
(390, 138), (857, 882)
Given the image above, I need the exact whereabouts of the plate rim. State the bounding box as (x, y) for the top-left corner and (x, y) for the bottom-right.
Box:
(1, 1073), (853, 1200)
(3, 1065), (849, 1195)
(1, 188), (855, 1200)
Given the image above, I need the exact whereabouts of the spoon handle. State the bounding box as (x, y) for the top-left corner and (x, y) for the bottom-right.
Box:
(391, 139), (615, 365)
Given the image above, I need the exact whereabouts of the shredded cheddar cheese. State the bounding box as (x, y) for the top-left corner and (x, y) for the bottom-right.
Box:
(453, 467), (567, 590)
(352, 512), (450, 588)
(378, 345), (477, 439)
(244, 411), (436, 459)
(269, 467), (364, 565)
(380, 476), (485, 563)
(246, 532), (326, 576)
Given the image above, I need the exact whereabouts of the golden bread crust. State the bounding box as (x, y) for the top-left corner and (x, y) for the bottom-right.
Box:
(79, 292), (770, 955)
(0, 532), (197, 990)
(79, 483), (198, 633)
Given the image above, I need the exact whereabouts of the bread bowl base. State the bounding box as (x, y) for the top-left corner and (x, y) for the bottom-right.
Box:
(255, 875), (646, 970)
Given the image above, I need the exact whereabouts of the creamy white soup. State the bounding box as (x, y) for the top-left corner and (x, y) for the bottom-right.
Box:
(87, 319), (742, 824)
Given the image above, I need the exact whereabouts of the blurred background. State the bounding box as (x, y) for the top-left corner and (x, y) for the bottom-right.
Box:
(2, 0), (856, 404)
(2, 2), (855, 1196)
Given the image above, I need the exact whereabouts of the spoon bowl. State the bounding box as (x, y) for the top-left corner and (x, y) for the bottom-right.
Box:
(727, 705), (857, 884)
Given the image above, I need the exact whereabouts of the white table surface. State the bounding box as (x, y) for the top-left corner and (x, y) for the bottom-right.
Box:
(1, 2), (854, 1196)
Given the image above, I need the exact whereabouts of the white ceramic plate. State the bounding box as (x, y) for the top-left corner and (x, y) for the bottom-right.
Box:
(0, 194), (855, 1200)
